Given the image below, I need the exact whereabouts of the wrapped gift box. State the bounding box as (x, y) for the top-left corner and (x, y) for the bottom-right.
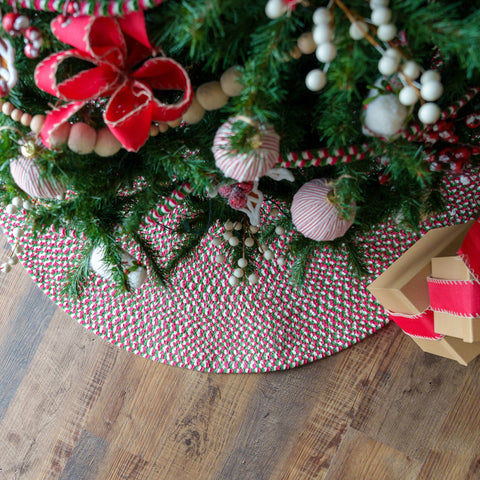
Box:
(368, 220), (480, 365)
(430, 256), (480, 343)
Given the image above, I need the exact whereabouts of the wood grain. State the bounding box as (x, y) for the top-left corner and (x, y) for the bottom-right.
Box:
(1, 231), (479, 480)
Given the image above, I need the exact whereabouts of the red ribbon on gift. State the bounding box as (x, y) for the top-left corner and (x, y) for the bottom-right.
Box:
(428, 278), (480, 317)
(387, 309), (443, 340)
(459, 217), (480, 282)
(34, 12), (193, 152)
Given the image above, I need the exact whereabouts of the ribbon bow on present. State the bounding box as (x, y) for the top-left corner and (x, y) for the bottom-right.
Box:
(388, 218), (480, 339)
(35, 11), (193, 152)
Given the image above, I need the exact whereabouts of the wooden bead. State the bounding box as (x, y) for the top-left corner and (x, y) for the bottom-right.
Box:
(67, 122), (96, 154)
(30, 114), (46, 134)
(289, 46), (302, 60)
(20, 113), (32, 127)
(297, 32), (317, 55)
(2, 102), (14, 116)
(11, 108), (23, 122)
(167, 117), (182, 128)
(196, 81), (229, 111)
(220, 67), (244, 97)
(93, 127), (122, 157)
(182, 96), (205, 124)
(158, 122), (169, 133)
(49, 122), (71, 147)
(149, 124), (160, 137)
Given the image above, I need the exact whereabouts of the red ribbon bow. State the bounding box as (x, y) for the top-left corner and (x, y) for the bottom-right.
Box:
(35, 11), (193, 152)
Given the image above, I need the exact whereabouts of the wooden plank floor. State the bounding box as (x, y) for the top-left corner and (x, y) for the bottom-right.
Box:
(1, 232), (479, 480)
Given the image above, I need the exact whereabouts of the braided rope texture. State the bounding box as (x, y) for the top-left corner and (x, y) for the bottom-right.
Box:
(1, 175), (478, 373)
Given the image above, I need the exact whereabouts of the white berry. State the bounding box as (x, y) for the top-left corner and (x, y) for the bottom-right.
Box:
(271, 208), (280, 217)
(212, 237), (222, 246)
(14, 244), (23, 254)
(398, 86), (419, 106)
(215, 254), (225, 264)
(277, 256), (287, 266)
(248, 273), (259, 285)
(265, 0), (287, 19)
(313, 7), (332, 25)
(228, 275), (239, 286)
(370, 0), (389, 6)
(1, 263), (11, 273)
(418, 103), (441, 124)
(12, 197), (23, 208)
(313, 24), (333, 45)
(371, 7), (392, 26)
(384, 48), (402, 61)
(224, 220), (233, 231)
(245, 237), (255, 247)
(234, 221), (242, 230)
(349, 21), (368, 40)
(378, 55), (399, 75)
(377, 23), (397, 41)
(305, 69), (327, 92)
(316, 42), (337, 63)
(275, 226), (285, 235)
(8, 255), (18, 265)
(249, 225), (259, 234)
(233, 268), (244, 278)
(229, 236), (239, 246)
(22, 200), (33, 210)
(401, 61), (420, 80)
(223, 231), (233, 241)
(263, 249), (274, 260)
(12, 227), (24, 238)
(420, 81), (444, 101)
(5, 204), (17, 215)
(420, 70), (441, 84)
(238, 258), (248, 268)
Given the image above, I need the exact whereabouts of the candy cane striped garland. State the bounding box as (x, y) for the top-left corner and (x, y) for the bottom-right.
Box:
(10, 155), (66, 199)
(277, 143), (373, 169)
(213, 118), (280, 182)
(144, 183), (193, 223)
(402, 87), (480, 142)
(6, 0), (163, 15)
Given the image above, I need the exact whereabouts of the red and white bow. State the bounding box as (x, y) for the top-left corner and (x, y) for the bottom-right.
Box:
(35, 11), (193, 152)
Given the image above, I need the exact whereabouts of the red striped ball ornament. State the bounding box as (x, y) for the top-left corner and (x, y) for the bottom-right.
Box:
(10, 155), (66, 199)
(291, 179), (355, 241)
(212, 118), (280, 182)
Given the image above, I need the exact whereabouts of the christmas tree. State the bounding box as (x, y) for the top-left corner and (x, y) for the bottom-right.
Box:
(0, 0), (479, 294)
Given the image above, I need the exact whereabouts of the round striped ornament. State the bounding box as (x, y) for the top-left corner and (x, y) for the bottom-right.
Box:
(10, 155), (66, 199)
(291, 178), (355, 241)
(212, 118), (280, 182)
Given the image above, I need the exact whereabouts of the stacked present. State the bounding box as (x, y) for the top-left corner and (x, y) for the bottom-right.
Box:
(368, 219), (480, 365)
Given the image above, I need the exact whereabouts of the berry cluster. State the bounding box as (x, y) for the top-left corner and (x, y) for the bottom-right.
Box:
(219, 182), (254, 210)
(2, 12), (43, 58)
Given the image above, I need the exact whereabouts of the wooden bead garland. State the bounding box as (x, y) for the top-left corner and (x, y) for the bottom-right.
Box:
(0, 64), (245, 155)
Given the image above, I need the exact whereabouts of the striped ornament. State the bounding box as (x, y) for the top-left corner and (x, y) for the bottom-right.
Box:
(212, 118), (280, 182)
(291, 179), (355, 241)
(10, 155), (66, 199)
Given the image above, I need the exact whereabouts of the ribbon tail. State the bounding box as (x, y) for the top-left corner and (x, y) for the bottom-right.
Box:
(118, 11), (153, 50)
(459, 218), (480, 281)
(41, 101), (85, 149)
